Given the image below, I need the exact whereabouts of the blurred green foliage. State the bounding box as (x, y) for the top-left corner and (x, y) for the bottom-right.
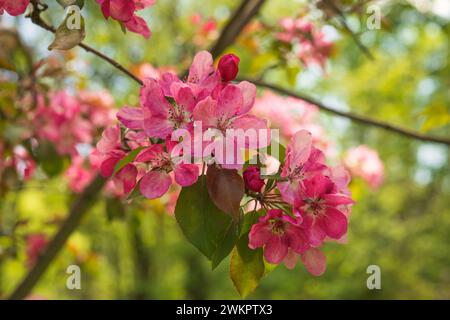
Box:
(0, 0), (449, 299)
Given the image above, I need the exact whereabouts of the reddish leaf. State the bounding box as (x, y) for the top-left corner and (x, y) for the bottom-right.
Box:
(206, 165), (245, 221)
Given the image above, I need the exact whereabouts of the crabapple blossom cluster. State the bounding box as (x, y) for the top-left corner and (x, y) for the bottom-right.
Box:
(276, 17), (333, 68)
(246, 130), (354, 275)
(97, 50), (266, 199)
(95, 0), (155, 38)
(96, 51), (355, 277)
(0, 0), (29, 16)
(190, 13), (218, 47)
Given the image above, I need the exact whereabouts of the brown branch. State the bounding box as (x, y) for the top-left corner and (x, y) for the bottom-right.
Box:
(244, 79), (450, 146)
(8, 175), (106, 300)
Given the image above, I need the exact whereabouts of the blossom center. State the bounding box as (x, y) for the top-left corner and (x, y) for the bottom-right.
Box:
(269, 218), (286, 236)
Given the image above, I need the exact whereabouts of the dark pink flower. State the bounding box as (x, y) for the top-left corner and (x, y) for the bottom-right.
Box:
(218, 53), (240, 82)
(294, 174), (354, 246)
(95, 0), (154, 38)
(136, 144), (199, 199)
(249, 209), (309, 264)
(243, 165), (265, 192)
(0, 0), (29, 16)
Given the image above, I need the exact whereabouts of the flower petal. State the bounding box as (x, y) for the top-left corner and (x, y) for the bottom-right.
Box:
(320, 207), (348, 239)
(114, 164), (137, 194)
(174, 164), (199, 187)
(236, 81), (256, 115)
(264, 236), (288, 264)
(301, 248), (326, 276)
(117, 106), (143, 130)
(139, 171), (172, 199)
(188, 51), (214, 84)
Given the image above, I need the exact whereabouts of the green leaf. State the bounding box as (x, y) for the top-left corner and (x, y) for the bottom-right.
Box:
(230, 232), (265, 298)
(211, 216), (241, 270)
(175, 176), (241, 267)
(56, 0), (84, 8)
(113, 146), (145, 176)
(48, 10), (85, 50)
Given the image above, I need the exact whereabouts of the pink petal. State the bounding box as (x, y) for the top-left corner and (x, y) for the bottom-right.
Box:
(248, 222), (272, 249)
(323, 193), (355, 206)
(143, 115), (173, 139)
(171, 82), (196, 112)
(301, 248), (326, 276)
(124, 14), (151, 38)
(139, 171), (172, 199)
(114, 164), (137, 194)
(236, 81), (256, 115)
(109, 0), (135, 22)
(193, 96), (218, 128)
(100, 156), (121, 178)
(4, 0), (29, 16)
(264, 236), (288, 264)
(140, 78), (170, 116)
(188, 51), (214, 84)
(320, 207), (348, 239)
(288, 130), (312, 171)
(135, 144), (164, 162)
(232, 115), (269, 148)
(217, 84), (243, 118)
(283, 248), (298, 270)
(174, 164), (199, 187)
(117, 106), (143, 130)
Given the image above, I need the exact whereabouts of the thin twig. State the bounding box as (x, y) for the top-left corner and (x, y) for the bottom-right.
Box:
(244, 78), (450, 146)
(28, 1), (143, 85)
(322, 0), (375, 60)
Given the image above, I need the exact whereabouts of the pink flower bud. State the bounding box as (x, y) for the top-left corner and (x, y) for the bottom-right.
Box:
(243, 165), (265, 193)
(218, 53), (240, 82)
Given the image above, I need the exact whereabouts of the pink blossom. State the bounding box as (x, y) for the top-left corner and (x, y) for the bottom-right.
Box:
(277, 130), (327, 204)
(243, 165), (265, 192)
(344, 145), (384, 189)
(95, 0), (154, 38)
(65, 156), (94, 193)
(136, 144), (199, 199)
(0, 0), (29, 16)
(294, 174), (354, 246)
(249, 209), (309, 264)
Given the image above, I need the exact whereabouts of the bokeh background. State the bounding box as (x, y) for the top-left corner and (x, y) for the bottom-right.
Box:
(0, 0), (449, 299)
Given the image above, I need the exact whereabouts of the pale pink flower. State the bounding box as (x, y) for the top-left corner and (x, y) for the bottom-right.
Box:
(277, 130), (327, 204)
(344, 145), (384, 189)
(65, 155), (94, 193)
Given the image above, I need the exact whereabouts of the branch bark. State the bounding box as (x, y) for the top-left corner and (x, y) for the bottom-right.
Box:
(8, 175), (105, 300)
(244, 78), (450, 146)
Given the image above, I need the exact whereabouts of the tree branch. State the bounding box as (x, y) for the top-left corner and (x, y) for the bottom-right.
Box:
(244, 79), (450, 146)
(8, 175), (106, 300)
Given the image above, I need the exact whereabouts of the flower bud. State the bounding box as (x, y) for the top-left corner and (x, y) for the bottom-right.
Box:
(218, 53), (240, 82)
(243, 165), (265, 192)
